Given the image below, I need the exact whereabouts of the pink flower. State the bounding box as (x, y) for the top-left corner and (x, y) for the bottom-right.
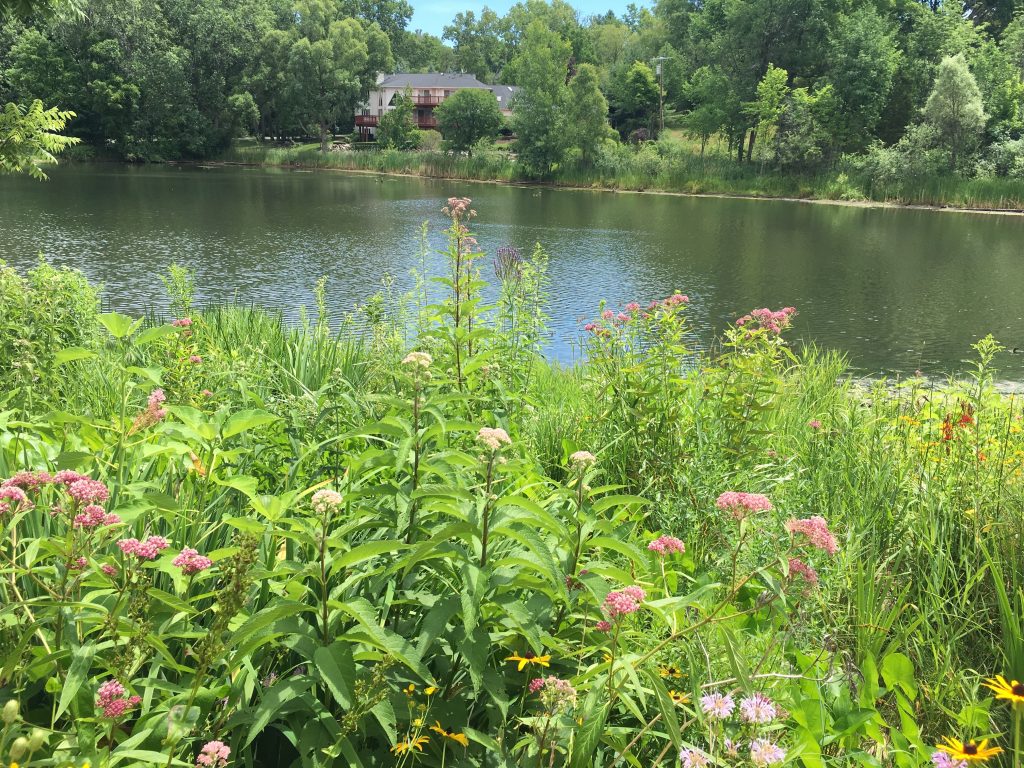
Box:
(602, 586), (646, 619)
(171, 317), (193, 328)
(648, 535), (686, 556)
(625, 302), (640, 313)
(0, 486), (32, 515)
(616, 312), (629, 323)
(933, 752), (967, 768)
(583, 323), (596, 332)
(477, 427), (511, 452)
(665, 293), (689, 306)
(749, 739), (786, 766)
(311, 489), (343, 514)
(680, 749), (710, 768)
(173, 547), (213, 575)
(189, 355), (203, 364)
(715, 492), (772, 521)
(118, 536), (171, 560)
(528, 678), (544, 693)
(69, 556), (88, 570)
(808, 419), (822, 429)
(52, 470), (89, 486)
(202, 389), (214, 397)
(569, 450), (597, 469)
(196, 740), (231, 768)
(788, 557), (819, 585)
(67, 478), (110, 506)
(734, 307), (796, 335)
(739, 693), (777, 724)
(601, 309), (614, 320)
(73, 504), (120, 529)
(96, 680), (142, 719)
(700, 692), (734, 719)
(2, 470), (53, 492)
(531, 676), (577, 711)
(101, 564), (118, 577)
(785, 516), (839, 555)
(595, 620), (612, 632)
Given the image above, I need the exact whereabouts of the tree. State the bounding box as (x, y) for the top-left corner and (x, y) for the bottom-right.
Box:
(511, 21), (572, 174)
(0, 99), (78, 178)
(376, 88), (416, 149)
(923, 53), (987, 170)
(744, 63), (789, 161)
(610, 60), (659, 138)
(442, 9), (509, 82)
(680, 66), (728, 156)
(566, 62), (611, 163)
(434, 88), (503, 153)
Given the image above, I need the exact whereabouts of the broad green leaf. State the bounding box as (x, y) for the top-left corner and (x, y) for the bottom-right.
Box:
(314, 642), (355, 709)
(54, 346), (96, 365)
(98, 312), (139, 339)
(57, 643), (95, 719)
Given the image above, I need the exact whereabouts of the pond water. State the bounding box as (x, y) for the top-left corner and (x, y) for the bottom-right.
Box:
(3, 163), (1024, 378)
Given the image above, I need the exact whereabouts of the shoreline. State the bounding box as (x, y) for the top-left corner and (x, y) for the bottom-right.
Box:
(184, 157), (1024, 217)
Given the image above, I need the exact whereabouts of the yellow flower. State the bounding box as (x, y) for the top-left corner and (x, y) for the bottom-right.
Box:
(937, 738), (1003, 762)
(669, 690), (690, 705)
(391, 735), (429, 754)
(424, 686), (438, 695)
(402, 683), (416, 696)
(984, 675), (1024, 705)
(659, 665), (683, 679)
(505, 652), (551, 672)
(430, 721), (469, 747)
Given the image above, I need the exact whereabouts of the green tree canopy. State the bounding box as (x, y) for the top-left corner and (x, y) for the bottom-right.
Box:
(376, 88), (417, 149)
(923, 53), (987, 170)
(434, 87), (503, 153)
(566, 62), (612, 163)
(511, 20), (572, 174)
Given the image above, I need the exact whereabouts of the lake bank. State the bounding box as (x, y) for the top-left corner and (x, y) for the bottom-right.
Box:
(218, 145), (1024, 215)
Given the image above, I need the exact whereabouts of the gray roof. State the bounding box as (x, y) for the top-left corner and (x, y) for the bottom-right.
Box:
(376, 73), (490, 89)
(489, 84), (519, 106)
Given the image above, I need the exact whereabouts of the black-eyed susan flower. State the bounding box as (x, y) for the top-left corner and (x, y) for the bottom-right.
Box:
(936, 737), (1002, 762)
(669, 690), (690, 705)
(505, 651), (551, 672)
(983, 675), (1024, 705)
(430, 722), (469, 747)
(390, 735), (429, 754)
(659, 665), (684, 679)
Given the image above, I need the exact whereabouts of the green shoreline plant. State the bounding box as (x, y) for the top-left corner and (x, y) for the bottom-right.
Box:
(1, 201), (1023, 767)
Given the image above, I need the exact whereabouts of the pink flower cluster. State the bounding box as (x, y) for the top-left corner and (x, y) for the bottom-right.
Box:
(189, 355), (203, 364)
(477, 427), (511, 452)
(311, 489), (344, 515)
(788, 557), (819, 585)
(583, 293), (690, 333)
(196, 740), (231, 767)
(73, 504), (121, 529)
(739, 693), (777, 724)
(680, 749), (710, 768)
(442, 197), (476, 221)
(700, 691), (735, 719)
(933, 752), (967, 768)
(529, 676), (577, 711)
(173, 547), (213, 575)
(715, 492), (773, 521)
(2, 470), (53, 491)
(648, 535), (686, 556)
(67, 477), (110, 506)
(602, 586), (646, 619)
(171, 317), (193, 328)
(735, 307), (796, 334)
(118, 536), (170, 560)
(808, 419), (822, 430)
(785, 516), (839, 555)
(96, 680), (141, 719)
(749, 738), (786, 766)
(0, 486), (32, 515)
(595, 620), (612, 632)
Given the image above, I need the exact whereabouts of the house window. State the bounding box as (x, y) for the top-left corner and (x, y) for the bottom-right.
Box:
(444, 90), (453, 97)
(378, 95), (383, 106)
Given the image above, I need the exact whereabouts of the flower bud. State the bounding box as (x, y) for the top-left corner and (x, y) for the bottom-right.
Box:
(28, 728), (47, 751)
(1, 699), (18, 724)
(9, 736), (28, 760)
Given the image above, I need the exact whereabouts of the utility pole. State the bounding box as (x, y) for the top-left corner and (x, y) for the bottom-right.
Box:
(653, 56), (669, 135)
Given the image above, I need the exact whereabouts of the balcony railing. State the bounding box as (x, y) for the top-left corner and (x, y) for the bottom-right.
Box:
(412, 95), (443, 106)
(355, 114), (438, 130)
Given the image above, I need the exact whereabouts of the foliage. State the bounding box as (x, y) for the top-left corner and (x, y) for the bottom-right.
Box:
(0, 99), (79, 178)
(923, 54), (989, 171)
(433, 88), (503, 154)
(376, 88), (417, 150)
(566, 63), (613, 164)
(511, 21), (572, 175)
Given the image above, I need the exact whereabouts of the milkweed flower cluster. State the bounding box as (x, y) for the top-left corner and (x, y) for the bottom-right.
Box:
(680, 748), (710, 768)
(595, 620), (612, 632)
(700, 692), (735, 719)
(749, 738), (786, 766)
(808, 419), (822, 430)
(67, 477), (110, 506)
(739, 693), (777, 724)
(132, 389), (168, 434)
(787, 557), (819, 585)
(785, 516), (839, 554)
(735, 307), (796, 334)
(648, 535), (686, 556)
(118, 536), (170, 560)
(442, 197), (476, 221)
(0, 486), (32, 515)
(477, 427), (511, 452)
(311, 489), (344, 515)
(583, 293), (689, 333)
(2, 470), (53, 492)
(602, 586), (646, 619)
(73, 505), (121, 529)
(96, 680), (141, 719)
(569, 450), (597, 469)
(189, 355), (203, 364)
(529, 676), (577, 711)
(196, 740), (231, 767)
(716, 492), (773, 521)
(401, 351), (432, 369)
(173, 548), (213, 575)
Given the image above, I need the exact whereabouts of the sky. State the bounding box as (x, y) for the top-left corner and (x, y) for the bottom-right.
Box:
(409, 0), (646, 38)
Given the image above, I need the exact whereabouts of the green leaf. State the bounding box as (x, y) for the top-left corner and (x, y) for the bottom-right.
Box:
(314, 642), (355, 709)
(222, 409), (279, 439)
(98, 312), (139, 339)
(334, 540), (406, 570)
(335, 598), (433, 681)
(244, 678), (314, 747)
(54, 346), (96, 365)
(135, 325), (179, 346)
(880, 652), (917, 700)
(57, 643), (95, 719)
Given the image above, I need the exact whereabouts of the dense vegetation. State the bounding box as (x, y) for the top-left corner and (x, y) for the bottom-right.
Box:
(8, 0), (1024, 194)
(1, 200), (1023, 767)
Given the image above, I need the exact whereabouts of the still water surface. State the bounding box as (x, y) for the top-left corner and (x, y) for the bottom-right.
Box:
(2, 164), (1024, 377)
